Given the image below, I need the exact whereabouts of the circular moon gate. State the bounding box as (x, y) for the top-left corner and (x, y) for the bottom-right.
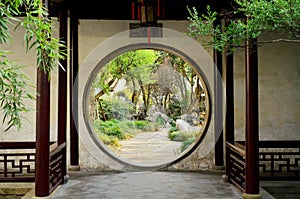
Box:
(74, 27), (220, 171)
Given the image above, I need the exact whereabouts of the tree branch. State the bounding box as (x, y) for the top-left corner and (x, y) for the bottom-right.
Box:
(259, 38), (300, 44)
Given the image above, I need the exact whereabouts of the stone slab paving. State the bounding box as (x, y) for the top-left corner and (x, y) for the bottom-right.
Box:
(115, 129), (182, 166)
(51, 171), (242, 199)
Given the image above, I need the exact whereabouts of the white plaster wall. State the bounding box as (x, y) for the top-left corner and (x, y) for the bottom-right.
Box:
(78, 20), (190, 66)
(71, 20), (300, 170)
(0, 19), (59, 141)
(233, 33), (300, 141)
(1, 19), (299, 171)
(76, 21), (217, 171)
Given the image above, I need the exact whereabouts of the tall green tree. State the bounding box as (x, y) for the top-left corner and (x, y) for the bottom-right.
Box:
(91, 49), (207, 122)
(91, 50), (157, 120)
(0, 0), (66, 130)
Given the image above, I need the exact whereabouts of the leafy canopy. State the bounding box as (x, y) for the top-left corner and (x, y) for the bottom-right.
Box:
(187, 0), (300, 52)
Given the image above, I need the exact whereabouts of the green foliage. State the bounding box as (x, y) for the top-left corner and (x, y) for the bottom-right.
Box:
(168, 130), (198, 142)
(95, 119), (131, 140)
(181, 137), (195, 152)
(187, 6), (217, 48)
(97, 95), (135, 121)
(118, 120), (158, 134)
(97, 98), (112, 120)
(1, 0), (67, 73)
(142, 122), (159, 132)
(94, 119), (158, 141)
(93, 49), (157, 97)
(167, 98), (181, 120)
(0, 54), (34, 131)
(155, 116), (165, 127)
(110, 96), (135, 120)
(133, 120), (158, 132)
(0, 0), (67, 130)
(168, 126), (177, 134)
(93, 119), (158, 149)
(97, 133), (121, 150)
(187, 0), (300, 53)
(168, 129), (198, 152)
(238, 0), (300, 38)
(125, 50), (157, 84)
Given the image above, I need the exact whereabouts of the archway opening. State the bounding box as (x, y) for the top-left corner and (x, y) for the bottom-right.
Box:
(86, 48), (211, 167)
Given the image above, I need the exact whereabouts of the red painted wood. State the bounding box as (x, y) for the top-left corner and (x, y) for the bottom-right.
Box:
(57, 1), (68, 180)
(245, 37), (260, 194)
(214, 48), (224, 167)
(35, 45), (51, 197)
(225, 53), (234, 178)
(69, 5), (80, 167)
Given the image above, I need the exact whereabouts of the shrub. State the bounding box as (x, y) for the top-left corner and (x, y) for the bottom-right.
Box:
(168, 131), (197, 142)
(143, 122), (159, 132)
(181, 137), (196, 152)
(99, 95), (135, 121)
(94, 119), (133, 139)
(168, 126), (177, 134)
(168, 130), (199, 152)
(97, 133), (121, 150)
(93, 119), (158, 150)
(133, 120), (149, 129)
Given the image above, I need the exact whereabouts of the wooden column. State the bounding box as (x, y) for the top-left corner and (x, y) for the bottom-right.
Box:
(69, 5), (80, 169)
(214, 48), (224, 168)
(243, 38), (261, 199)
(35, 63), (51, 197)
(213, 14), (224, 169)
(57, 0), (68, 177)
(35, 0), (50, 196)
(225, 53), (234, 177)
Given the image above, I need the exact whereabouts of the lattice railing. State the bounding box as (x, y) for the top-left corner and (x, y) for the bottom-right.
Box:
(258, 140), (300, 180)
(0, 142), (36, 182)
(226, 142), (246, 192)
(230, 140), (300, 181)
(49, 142), (66, 193)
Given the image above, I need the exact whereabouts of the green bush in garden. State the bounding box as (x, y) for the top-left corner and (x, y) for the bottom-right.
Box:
(98, 133), (121, 150)
(142, 122), (159, 132)
(168, 130), (198, 142)
(181, 137), (196, 152)
(133, 120), (158, 131)
(93, 119), (159, 149)
(168, 129), (199, 152)
(94, 119), (133, 140)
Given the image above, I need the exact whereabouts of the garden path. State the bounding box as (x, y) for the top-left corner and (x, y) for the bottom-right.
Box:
(115, 128), (182, 166)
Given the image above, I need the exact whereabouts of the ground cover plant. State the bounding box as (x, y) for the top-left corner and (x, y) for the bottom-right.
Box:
(93, 119), (158, 150)
(168, 128), (199, 152)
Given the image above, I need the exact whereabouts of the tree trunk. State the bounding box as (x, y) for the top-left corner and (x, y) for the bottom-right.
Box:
(138, 79), (148, 115)
(97, 100), (106, 121)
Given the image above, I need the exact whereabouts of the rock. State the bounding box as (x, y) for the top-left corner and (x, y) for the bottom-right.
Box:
(180, 114), (199, 126)
(146, 112), (175, 127)
(176, 119), (192, 132)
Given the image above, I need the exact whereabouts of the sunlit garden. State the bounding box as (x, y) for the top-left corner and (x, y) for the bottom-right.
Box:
(88, 49), (208, 155)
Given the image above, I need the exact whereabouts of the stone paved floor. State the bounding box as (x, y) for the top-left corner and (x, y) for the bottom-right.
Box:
(51, 171), (243, 199)
(115, 129), (182, 166)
